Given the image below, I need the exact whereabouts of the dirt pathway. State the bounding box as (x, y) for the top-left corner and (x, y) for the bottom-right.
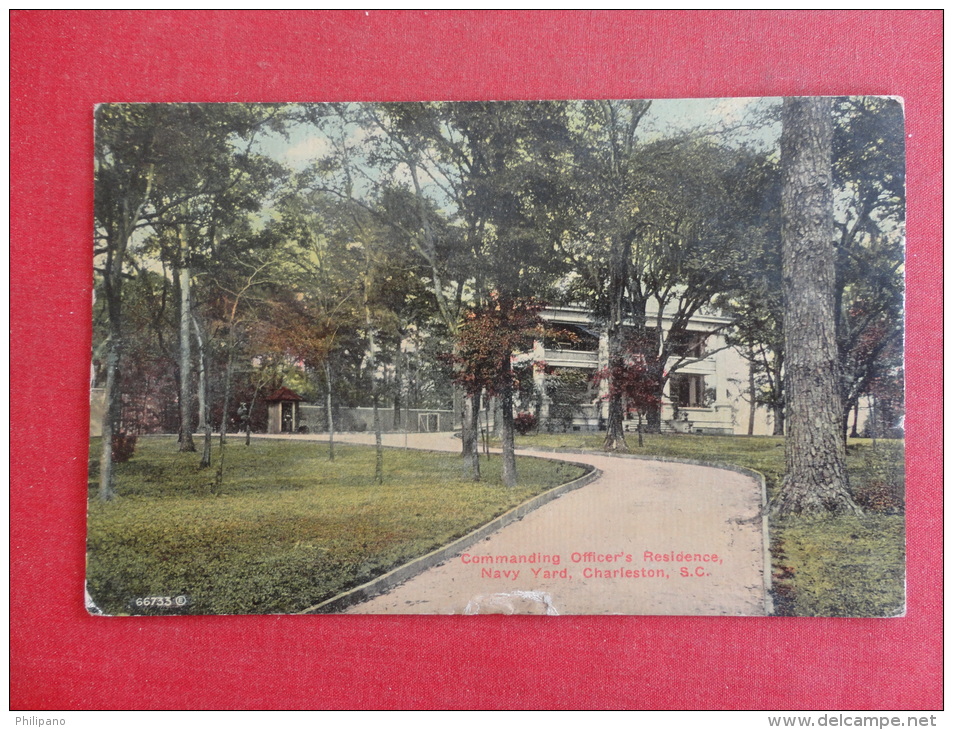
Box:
(261, 432), (769, 616)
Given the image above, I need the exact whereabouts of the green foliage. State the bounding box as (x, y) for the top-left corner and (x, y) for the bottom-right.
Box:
(713, 98), (905, 437)
(851, 441), (905, 513)
(87, 437), (586, 615)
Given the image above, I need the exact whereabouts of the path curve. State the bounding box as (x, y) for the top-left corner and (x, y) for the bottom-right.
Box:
(262, 432), (770, 616)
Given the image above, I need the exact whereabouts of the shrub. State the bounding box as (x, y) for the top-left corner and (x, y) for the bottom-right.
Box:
(852, 442), (905, 513)
(111, 431), (137, 463)
(514, 412), (538, 435)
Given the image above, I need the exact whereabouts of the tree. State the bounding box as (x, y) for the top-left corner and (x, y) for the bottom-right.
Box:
(716, 98), (905, 440)
(94, 103), (291, 499)
(145, 104), (288, 454)
(714, 155), (786, 435)
(94, 105), (160, 500)
(720, 291), (785, 435)
(306, 101), (570, 479)
(428, 102), (570, 481)
(631, 142), (765, 431)
(560, 105), (766, 445)
(191, 223), (288, 468)
(773, 97), (861, 517)
(272, 188), (367, 461)
(91, 265), (180, 437)
(832, 97), (905, 440)
(450, 296), (544, 487)
(593, 350), (661, 447)
(556, 99), (652, 452)
(203, 239), (284, 488)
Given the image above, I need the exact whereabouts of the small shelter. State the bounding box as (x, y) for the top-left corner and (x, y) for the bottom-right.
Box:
(265, 387), (304, 434)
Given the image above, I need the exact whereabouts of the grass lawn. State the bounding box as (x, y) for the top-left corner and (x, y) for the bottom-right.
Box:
(87, 436), (587, 615)
(507, 431), (905, 617)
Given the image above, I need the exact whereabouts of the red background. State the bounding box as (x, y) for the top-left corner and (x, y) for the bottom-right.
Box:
(10, 10), (942, 710)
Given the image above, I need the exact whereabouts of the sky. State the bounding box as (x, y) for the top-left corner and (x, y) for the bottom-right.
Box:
(254, 97), (782, 172)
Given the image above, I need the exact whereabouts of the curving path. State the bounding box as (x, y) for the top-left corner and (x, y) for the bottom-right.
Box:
(264, 431), (770, 616)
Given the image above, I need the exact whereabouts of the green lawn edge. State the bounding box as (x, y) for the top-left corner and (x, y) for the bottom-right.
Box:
(87, 436), (593, 615)
(299, 458), (601, 613)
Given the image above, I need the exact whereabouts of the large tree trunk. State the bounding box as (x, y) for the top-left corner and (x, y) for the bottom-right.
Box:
(96, 163), (154, 501)
(200, 407), (212, 469)
(372, 385), (384, 485)
(645, 405), (662, 433)
(766, 347), (785, 436)
(771, 403), (785, 436)
(363, 285), (384, 485)
(773, 97), (860, 517)
(462, 390), (481, 481)
(194, 326), (206, 431)
(98, 257), (129, 501)
(393, 347), (403, 430)
(99, 249), (126, 500)
(603, 234), (630, 452)
(177, 227), (195, 452)
(849, 400), (860, 438)
(215, 349), (234, 490)
(602, 361), (628, 452)
(645, 383), (663, 434)
(841, 403), (853, 446)
(643, 359), (665, 434)
(245, 388), (261, 447)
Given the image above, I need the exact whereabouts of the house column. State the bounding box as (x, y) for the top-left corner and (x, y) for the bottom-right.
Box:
(661, 378), (674, 421)
(532, 339), (549, 422)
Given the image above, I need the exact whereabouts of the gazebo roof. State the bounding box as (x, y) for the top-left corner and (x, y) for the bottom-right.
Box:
(265, 386), (304, 402)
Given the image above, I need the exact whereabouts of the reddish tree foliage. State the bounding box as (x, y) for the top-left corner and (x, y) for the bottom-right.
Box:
(594, 353), (662, 422)
(446, 295), (545, 487)
(256, 298), (341, 369)
(513, 412), (538, 435)
(447, 295), (545, 397)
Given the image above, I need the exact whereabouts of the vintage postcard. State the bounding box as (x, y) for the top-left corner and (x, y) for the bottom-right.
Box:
(88, 97), (904, 616)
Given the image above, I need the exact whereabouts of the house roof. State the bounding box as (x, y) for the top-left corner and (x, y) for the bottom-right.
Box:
(265, 387), (304, 402)
(542, 304), (731, 329)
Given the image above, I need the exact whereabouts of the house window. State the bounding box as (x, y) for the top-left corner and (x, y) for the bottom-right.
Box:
(671, 374), (707, 408)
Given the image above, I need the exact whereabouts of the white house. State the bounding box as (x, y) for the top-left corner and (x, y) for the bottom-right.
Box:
(527, 305), (770, 435)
